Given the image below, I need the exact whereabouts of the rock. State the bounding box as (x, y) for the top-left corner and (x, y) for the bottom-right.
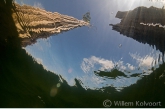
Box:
(110, 6), (165, 54)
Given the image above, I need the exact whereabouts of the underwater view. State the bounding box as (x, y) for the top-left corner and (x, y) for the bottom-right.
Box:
(0, 0), (165, 108)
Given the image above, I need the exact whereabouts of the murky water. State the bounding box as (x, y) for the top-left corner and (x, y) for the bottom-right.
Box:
(0, 0), (165, 107)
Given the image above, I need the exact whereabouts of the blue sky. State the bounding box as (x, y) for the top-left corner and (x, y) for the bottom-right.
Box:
(17, 0), (164, 90)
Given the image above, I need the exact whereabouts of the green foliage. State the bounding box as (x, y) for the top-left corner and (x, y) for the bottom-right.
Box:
(83, 12), (91, 23)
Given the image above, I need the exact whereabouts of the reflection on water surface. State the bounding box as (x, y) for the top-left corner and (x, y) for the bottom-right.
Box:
(0, 0), (165, 107)
(24, 0), (164, 89)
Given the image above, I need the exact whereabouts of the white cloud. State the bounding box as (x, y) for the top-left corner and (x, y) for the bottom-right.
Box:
(115, 61), (127, 71)
(130, 53), (154, 68)
(140, 56), (154, 67)
(129, 52), (164, 74)
(33, 2), (44, 9)
(90, 56), (115, 71)
(126, 63), (135, 70)
(81, 56), (114, 73)
(80, 56), (135, 74)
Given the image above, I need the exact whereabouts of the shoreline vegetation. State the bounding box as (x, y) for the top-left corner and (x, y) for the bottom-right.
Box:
(0, 0), (164, 107)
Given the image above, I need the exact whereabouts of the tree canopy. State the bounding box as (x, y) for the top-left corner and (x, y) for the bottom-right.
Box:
(83, 12), (91, 23)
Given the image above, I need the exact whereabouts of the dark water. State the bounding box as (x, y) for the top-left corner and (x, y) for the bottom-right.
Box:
(0, 0), (165, 108)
